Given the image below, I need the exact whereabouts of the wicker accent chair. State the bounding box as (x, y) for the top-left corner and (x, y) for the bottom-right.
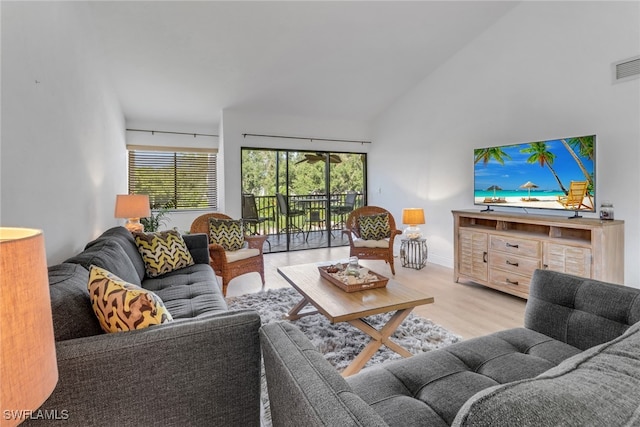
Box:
(190, 212), (267, 296)
(342, 206), (402, 275)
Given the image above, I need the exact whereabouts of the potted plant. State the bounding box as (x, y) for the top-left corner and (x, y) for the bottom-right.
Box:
(141, 200), (175, 232)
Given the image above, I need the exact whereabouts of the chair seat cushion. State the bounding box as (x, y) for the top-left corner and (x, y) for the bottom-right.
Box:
(353, 237), (390, 248)
(226, 248), (261, 263)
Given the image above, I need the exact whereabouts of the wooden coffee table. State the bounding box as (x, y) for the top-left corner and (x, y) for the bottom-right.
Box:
(278, 262), (435, 376)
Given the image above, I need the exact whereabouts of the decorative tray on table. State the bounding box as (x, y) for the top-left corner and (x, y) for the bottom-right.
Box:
(318, 263), (389, 293)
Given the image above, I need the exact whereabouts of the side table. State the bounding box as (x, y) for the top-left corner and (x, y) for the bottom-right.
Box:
(400, 238), (428, 270)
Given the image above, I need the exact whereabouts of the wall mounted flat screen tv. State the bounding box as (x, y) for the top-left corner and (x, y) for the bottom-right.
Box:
(474, 134), (596, 214)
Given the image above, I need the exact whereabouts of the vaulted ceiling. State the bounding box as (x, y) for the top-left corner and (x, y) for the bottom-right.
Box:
(87, 1), (518, 128)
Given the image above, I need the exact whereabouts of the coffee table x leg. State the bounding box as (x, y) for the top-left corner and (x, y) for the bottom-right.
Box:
(285, 295), (416, 377)
(285, 296), (318, 320)
(341, 308), (414, 377)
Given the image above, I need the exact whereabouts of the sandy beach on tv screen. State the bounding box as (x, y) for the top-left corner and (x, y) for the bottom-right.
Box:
(475, 195), (594, 210)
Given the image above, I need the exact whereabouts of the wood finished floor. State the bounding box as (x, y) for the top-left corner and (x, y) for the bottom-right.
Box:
(226, 246), (527, 340)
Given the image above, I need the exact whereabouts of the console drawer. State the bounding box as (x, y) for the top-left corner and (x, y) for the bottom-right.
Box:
(489, 269), (531, 295)
(489, 252), (540, 276)
(490, 235), (540, 258)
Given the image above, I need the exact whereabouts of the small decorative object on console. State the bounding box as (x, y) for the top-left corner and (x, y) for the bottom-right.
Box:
(318, 262), (389, 292)
(600, 201), (614, 220)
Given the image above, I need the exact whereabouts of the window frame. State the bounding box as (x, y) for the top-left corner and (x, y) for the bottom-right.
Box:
(127, 145), (218, 210)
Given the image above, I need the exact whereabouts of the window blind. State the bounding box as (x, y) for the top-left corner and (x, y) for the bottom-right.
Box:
(128, 149), (217, 210)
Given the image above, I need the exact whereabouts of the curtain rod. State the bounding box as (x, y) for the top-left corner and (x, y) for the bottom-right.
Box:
(242, 133), (371, 144)
(127, 128), (219, 138)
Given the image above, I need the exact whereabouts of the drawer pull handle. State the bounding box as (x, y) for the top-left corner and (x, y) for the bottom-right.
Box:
(506, 278), (519, 285)
(506, 260), (519, 267)
(483, 252), (488, 263)
(506, 243), (519, 248)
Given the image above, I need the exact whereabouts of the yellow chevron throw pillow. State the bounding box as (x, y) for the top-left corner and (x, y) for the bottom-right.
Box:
(87, 265), (173, 333)
(209, 218), (245, 251)
(134, 229), (194, 278)
(359, 213), (391, 240)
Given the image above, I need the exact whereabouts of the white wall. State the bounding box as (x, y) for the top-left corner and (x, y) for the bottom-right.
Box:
(371, 1), (640, 284)
(1, 2), (126, 264)
(219, 109), (371, 219)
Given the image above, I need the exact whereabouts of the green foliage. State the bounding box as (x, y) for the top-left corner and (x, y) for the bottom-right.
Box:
(567, 136), (594, 160)
(474, 147), (512, 165)
(140, 200), (175, 232)
(241, 149), (365, 196)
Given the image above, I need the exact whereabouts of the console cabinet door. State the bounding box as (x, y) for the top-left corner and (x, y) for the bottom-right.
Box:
(543, 242), (591, 278)
(458, 229), (488, 282)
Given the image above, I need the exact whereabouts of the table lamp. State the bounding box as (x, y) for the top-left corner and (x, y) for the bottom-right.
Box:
(114, 194), (151, 233)
(402, 208), (425, 240)
(1, 228), (58, 426)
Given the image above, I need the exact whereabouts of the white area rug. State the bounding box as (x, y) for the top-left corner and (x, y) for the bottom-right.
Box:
(226, 286), (462, 426)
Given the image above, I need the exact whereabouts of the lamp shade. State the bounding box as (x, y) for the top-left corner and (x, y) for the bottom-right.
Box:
(114, 194), (151, 219)
(402, 208), (425, 226)
(0, 228), (58, 426)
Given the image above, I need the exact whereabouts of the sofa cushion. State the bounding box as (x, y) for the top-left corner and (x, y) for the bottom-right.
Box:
(347, 327), (581, 426)
(260, 321), (389, 427)
(88, 266), (173, 333)
(526, 269), (640, 350)
(65, 238), (142, 286)
(133, 229), (194, 278)
(452, 321), (640, 427)
(209, 218), (245, 251)
(359, 213), (391, 240)
(142, 264), (228, 319)
(182, 233), (210, 265)
(48, 263), (104, 341)
(85, 226), (146, 283)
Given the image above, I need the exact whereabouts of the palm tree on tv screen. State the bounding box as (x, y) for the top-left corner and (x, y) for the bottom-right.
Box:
(474, 147), (512, 165)
(561, 136), (594, 190)
(521, 142), (569, 195)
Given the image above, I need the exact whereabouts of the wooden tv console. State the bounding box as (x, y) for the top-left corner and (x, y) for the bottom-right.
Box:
(452, 210), (624, 299)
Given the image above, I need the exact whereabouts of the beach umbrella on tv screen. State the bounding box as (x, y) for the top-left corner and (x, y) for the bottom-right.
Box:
(486, 185), (502, 198)
(519, 181), (538, 200)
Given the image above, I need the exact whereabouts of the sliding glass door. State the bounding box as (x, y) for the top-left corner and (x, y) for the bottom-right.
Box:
(241, 148), (366, 252)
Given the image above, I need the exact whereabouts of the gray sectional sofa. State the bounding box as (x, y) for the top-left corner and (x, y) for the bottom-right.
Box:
(32, 226), (262, 426)
(260, 269), (640, 426)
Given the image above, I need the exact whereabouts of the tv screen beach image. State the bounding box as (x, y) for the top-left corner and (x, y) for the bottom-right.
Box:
(474, 135), (595, 211)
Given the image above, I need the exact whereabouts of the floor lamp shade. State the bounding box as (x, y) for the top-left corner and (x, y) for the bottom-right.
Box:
(0, 228), (58, 426)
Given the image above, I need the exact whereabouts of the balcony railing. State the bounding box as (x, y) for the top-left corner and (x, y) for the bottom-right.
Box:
(243, 193), (362, 241)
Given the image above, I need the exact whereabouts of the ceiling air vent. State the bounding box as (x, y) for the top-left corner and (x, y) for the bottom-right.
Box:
(613, 56), (640, 83)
